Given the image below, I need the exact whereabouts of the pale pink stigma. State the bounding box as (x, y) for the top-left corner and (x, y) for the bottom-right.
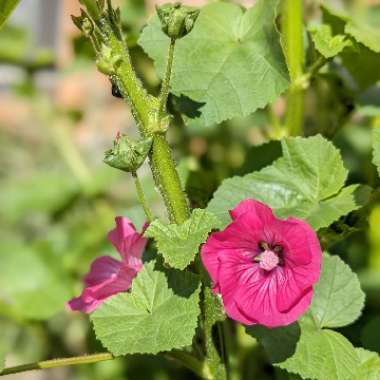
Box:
(258, 249), (279, 271)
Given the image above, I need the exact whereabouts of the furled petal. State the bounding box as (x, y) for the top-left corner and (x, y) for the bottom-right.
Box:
(66, 256), (138, 313)
(107, 216), (147, 268)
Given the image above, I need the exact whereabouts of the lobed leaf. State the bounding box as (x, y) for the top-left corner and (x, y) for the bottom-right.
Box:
(310, 254), (365, 328)
(91, 261), (201, 355)
(277, 318), (359, 380)
(145, 209), (220, 270)
(207, 135), (364, 230)
(248, 254), (366, 380)
(139, 0), (289, 126)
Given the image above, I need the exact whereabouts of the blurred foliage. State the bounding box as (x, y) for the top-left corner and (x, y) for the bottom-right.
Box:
(0, 0), (380, 379)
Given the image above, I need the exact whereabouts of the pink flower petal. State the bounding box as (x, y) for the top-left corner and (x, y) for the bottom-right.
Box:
(67, 256), (138, 313)
(201, 198), (322, 328)
(230, 199), (275, 224)
(107, 216), (148, 268)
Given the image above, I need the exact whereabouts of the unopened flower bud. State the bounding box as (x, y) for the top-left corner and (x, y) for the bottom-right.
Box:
(104, 134), (153, 172)
(156, 2), (199, 39)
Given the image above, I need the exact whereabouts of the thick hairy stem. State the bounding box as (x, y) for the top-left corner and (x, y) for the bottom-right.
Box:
(0, 353), (114, 377)
(105, 25), (189, 224)
(105, 25), (153, 135)
(150, 134), (189, 224)
(282, 0), (305, 136)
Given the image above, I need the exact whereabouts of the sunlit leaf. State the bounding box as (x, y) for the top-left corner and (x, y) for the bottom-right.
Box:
(207, 135), (363, 230)
(145, 209), (220, 270)
(310, 254), (365, 328)
(139, 0), (289, 126)
(91, 261), (201, 355)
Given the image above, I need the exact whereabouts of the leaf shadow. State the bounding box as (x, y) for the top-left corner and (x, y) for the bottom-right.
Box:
(247, 322), (301, 363)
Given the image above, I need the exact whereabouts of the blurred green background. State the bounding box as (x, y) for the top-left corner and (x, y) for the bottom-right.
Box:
(0, 0), (380, 379)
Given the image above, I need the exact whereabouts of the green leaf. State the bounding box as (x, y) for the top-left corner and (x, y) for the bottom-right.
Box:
(0, 240), (73, 320)
(373, 128), (380, 177)
(145, 209), (220, 270)
(322, 5), (380, 88)
(309, 24), (350, 58)
(247, 323), (301, 364)
(207, 135), (362, 230)
(310, 255), (365, 328)
(345, 20), (380, 53)
(247, 254), (365, 380)
(249, 316), (360, 380)
(277, 318), (360, 380)
(91, 261), (201, 355)
(0, 0), (20, 29)
(353, 349), (380, 380)
(139, 0), (289, 126)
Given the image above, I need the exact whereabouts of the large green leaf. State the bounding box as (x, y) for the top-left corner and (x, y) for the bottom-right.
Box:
(310, 255), (365, 329)
(207, 135), (363, 230)
(0, 0), (20, 29)
(353, 349), (380, 380)
(0, 240), (73, 320)
(91, 261), (201, 355)
(145, 209), (220, 270)
(277, 317), (359, 380)
(373, 128), (380, 177)
(247, 254), (365, 380)
(249, 316), (359, 380)
(309, 24), (351, 58)
(139, 0), (289, 126)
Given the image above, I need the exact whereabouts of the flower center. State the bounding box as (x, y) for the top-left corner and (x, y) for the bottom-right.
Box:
(257, 249), (279, 271)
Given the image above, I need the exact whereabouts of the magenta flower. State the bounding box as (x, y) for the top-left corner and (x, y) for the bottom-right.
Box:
(201, 199), (322, 328)
(67, 217), (148, 313)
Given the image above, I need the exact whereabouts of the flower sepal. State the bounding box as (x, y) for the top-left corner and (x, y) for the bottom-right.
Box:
(104, 133), (153, 172)
(156, 2), (200, 40)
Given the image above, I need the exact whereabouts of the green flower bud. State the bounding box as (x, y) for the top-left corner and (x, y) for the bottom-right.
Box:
(156, 2), (199, 39)
(104, 133), (153, 172)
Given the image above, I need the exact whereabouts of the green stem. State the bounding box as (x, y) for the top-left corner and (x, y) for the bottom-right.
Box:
(105, 25), (153, 135)
(282, 0), (305, 136)
(166, 351), (213, 380)
(0, 353), (113, 377)
(104, 24), (189, 224)
(158, 38), (176, 118)
(132, 171), (153, 222)
(150, 134), (189, 224)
